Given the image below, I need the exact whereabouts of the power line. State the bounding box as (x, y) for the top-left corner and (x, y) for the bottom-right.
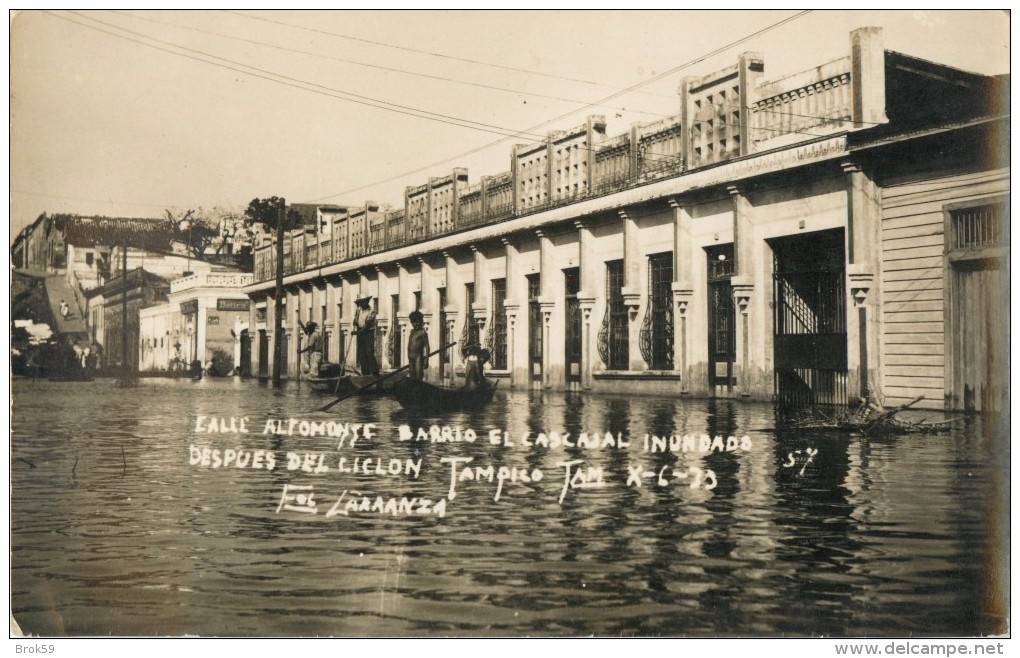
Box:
(47, 11), (689, 167)
(47, 10), (820, 209)
(224, 9), (673, 99)
(52, 11), (554, 142)
(306, 10), (813, 202)
(111, 9), (671, 118)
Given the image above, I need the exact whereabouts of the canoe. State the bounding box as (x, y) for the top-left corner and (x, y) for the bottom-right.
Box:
(306, 367), (408, 395)
(389, 378), (498, 413)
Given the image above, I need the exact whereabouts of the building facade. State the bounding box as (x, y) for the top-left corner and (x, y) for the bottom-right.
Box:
(138, 272), (255, 374)
(86, 268), (170, 371)
(245, 28), (1008, 411)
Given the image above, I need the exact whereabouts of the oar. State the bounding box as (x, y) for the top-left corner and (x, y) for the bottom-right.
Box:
(334, 329), (358, 395)
(316, 341), (458, 413)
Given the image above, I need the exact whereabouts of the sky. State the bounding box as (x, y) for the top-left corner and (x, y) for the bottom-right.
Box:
(9, 9), (1011, 241)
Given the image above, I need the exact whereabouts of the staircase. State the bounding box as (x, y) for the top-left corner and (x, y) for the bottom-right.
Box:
(42, 275), (88, 339)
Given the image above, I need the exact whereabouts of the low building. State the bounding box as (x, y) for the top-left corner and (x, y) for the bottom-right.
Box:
(86, 268), (170, 371)
(245, 28), (1008, 411)
(138, 271), (254, 374)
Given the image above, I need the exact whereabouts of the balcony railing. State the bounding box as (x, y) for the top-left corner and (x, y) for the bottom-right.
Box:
(172, 271), (254, 293)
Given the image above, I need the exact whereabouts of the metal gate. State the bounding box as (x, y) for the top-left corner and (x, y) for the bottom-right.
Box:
(771, 230), (848, 407)
(527, 274), (543, 382)
(706, 245), (735, 392)
(564, 268), (581, 383)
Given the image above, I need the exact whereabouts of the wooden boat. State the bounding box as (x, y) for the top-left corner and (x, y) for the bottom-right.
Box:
(389, 378), (498, 413)
(306, 362), (408, 395)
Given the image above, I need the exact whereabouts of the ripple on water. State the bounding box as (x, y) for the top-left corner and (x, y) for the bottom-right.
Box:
(10, 379), (1008, 637)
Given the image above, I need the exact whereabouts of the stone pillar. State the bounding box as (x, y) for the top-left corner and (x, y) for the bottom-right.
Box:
(539, 301), (556, 389)
(729, 184), (757, 397)
(339, 275), (354, 370)
(374, 266), (390, 370)
(471, 245), (488, 343)
(535, 229), (553, 296)
(669, 198), (696, 387)
(503, 237), (522, 387)
(505, 305), (519, 388)
(844, 159), (882, 400)
(850, 27), (888, 129)
(575, 220), (597, 388)
(731, 279), (754, 398)
(619, 209), (642, 370)
(443, 250), (460, 370)
(575, 220), (595, 296)
(578, 298), (596, 389)
(418, 256), (436, 381)
(672, 286), (694, 392)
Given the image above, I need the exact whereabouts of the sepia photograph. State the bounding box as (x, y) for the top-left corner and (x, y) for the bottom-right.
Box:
(8, 8), (1011, 648)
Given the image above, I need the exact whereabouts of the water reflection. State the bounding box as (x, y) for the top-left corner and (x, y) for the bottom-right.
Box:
(10, 379), (1008, 637)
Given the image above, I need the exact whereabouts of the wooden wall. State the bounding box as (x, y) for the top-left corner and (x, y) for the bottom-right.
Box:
(879, 167), (1009, 409)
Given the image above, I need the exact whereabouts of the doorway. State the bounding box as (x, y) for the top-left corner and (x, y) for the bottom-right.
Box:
(770, 229), (847, 406)
(706, 244), (736, 394)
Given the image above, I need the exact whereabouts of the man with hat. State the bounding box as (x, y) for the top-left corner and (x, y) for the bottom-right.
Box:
(353, 295), (379, 376)
(300, 320), (323, 378)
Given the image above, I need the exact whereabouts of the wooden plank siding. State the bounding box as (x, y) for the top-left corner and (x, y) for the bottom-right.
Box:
(879, 168), (1009, 409)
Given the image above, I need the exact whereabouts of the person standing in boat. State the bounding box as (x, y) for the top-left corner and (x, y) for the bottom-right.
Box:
(407, 311), (430, 381)
(300, 321), (323, 377)
(353, 296), (380, 376)
(463, 343), (491, 390)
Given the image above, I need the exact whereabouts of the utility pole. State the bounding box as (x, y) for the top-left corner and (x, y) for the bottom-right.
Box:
(122, 243), (128, 372)
(118, 242), (137, 386)
(272, 198), (286, 387)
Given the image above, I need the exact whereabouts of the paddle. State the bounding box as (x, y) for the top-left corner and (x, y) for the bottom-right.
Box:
(334, 328), (358, 395)
(315, 341), (458, 413)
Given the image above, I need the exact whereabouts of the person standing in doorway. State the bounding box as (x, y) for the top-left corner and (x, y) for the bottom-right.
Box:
(353, 296), (379, 376)
(407, 311), (430, 381)
(59, 300), (69, 320)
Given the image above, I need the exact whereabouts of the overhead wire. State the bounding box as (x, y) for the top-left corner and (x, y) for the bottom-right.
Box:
(305, 10), (814, 202)
(51, 10), (553, 142)
(47, 11), (689, 164)
(43, 10), (822, 210)
(110, 9), (671, 118)
(223, 9), (674, 99)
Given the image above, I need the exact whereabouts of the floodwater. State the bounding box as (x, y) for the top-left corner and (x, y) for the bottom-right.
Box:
(10, 378), (1010, 637)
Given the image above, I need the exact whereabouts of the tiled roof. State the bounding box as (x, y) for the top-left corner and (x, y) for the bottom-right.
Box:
(55, 214), (173, 251)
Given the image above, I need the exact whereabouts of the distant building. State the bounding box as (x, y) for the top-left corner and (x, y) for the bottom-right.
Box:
(246, 28), (1008, 412)
(138, 271), (254, 374)
(86, 268), (170, 370)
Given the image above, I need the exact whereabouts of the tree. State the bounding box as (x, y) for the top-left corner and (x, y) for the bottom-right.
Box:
(244, 197), (303, 232)
(164, 209), (220, 259)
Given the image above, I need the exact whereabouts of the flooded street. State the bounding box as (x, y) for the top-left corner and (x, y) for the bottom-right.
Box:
(10, 378), (1009, 637)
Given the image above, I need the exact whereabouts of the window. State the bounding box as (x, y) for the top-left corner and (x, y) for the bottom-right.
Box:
(599, 261), (628, 370)
(642, 253), (674, 369)
(527, 274), (542, 381)
(491, 279), (507, 369)
(950, 201), (1007, 250)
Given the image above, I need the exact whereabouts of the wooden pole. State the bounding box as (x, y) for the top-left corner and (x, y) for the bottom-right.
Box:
(272, 199), (285, 387)
(121, 243), (128, 373)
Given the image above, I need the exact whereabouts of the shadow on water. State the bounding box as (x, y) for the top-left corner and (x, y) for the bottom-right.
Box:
(10, 380), (1009, 637)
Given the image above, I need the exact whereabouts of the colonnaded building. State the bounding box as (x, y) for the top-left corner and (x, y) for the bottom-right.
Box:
(245, 28), (1008, 412)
